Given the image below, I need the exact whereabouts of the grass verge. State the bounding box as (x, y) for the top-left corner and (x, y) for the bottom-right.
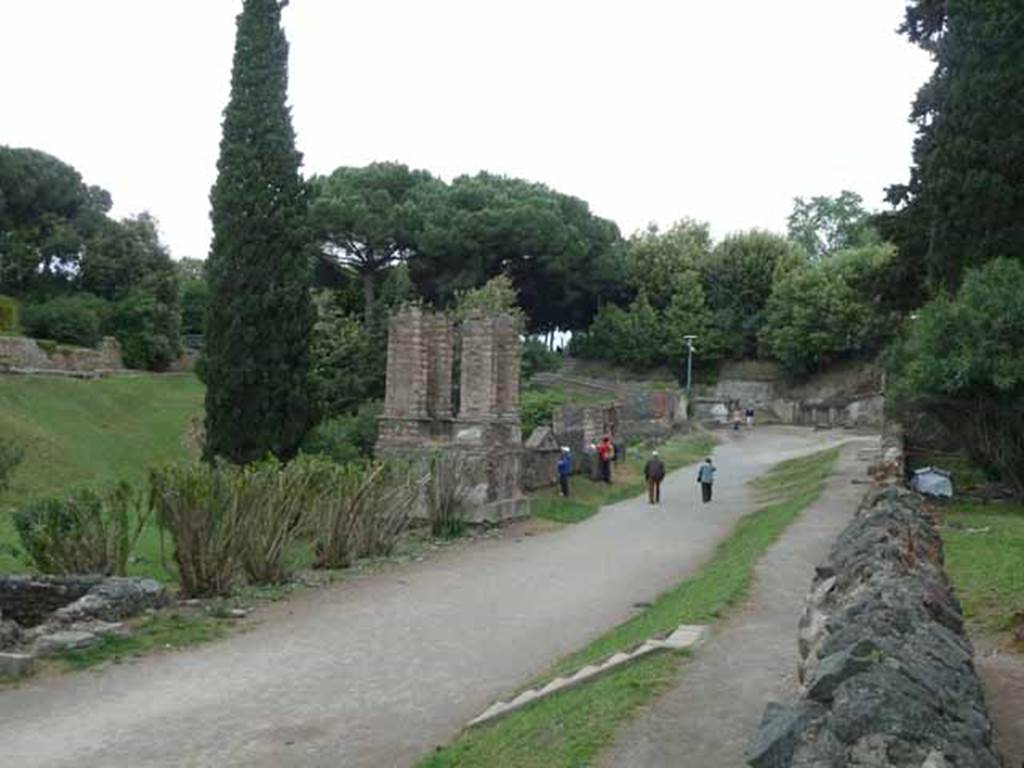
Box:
(532, 433), (717, 525)
(940, 502), (1024, 640)
(55, 612), (232, 671)
(418, 446), (841, 768)
(0, 374), (204, 578)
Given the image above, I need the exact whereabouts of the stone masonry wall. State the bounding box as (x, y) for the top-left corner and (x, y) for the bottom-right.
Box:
(0, 336), (124, 375)
(0, 575), (103, 627)
(746, 484), (1001, 767)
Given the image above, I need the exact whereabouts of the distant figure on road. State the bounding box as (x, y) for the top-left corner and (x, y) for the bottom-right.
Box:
(644, 450), (666, 504)
(745, 406), (755, 428)
(697, 457), (716, 503)
(597, 435), (614, 483)
(557, 447), (572, 497)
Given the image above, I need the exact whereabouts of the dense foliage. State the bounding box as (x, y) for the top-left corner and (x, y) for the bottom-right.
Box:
(203, 0), (315, 463)
(0, 148), (181, 368)
(760, 245), (897, 374)
(787, 190), (879, 262)
(884, 0), (1024, 293)
(888, 259), (1024, 495)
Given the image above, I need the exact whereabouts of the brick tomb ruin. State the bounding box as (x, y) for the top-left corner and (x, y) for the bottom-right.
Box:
(376, 307), (529, 523)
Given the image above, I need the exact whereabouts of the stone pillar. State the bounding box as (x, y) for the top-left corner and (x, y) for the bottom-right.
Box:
(378, 306), (454, 448)
(453, 312), (528, 522)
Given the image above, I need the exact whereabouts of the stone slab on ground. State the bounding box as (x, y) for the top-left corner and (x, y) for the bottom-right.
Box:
(0, 652), (35, 679)
(32, 631), (100, 657)
(598, 442), (873, 768)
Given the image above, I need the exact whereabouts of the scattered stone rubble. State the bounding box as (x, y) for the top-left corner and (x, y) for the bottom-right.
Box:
(0, 575), (167, 677)
(745, 485), (1001, 767)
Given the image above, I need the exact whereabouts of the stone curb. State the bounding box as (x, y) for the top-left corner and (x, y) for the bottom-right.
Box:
(468, 624), (707, 728)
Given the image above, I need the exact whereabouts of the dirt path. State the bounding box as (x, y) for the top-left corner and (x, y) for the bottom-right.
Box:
(598, 442), (874, 768)
(976, 643), (1024, 766)
(0, 428), (860, 768)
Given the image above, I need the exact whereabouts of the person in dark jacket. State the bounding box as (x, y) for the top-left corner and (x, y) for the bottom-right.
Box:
(557, 447), (572, 497)
(697, 457), (716, 502)
(644, 450), (666, 504)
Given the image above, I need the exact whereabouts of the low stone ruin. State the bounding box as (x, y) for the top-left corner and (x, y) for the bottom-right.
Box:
(0, 575), (168, 676)
(0, 335), (125, 377)
(745, 486), (1001, 767)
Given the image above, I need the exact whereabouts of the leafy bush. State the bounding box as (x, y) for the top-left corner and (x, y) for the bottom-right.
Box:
(520, 389), (572, 435)
(312, 459), (418, 568)
(13, 483), (150, 576)
(149, 463), (240, 597)
(21, 295), (109, 347)
(576, 292), (665, 369)
(108, 290), (182, 371)
(521, 338), (561, 381)
(310, 292), (385, 417)
(0, 437), (24, 492)
(887, 258), (1024, 497)
(0, 295), (19, 332)
(301, 401), (381, 465)
(426, 452), (472, 539)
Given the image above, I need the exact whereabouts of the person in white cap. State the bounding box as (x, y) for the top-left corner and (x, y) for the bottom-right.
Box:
(557, 446), (572, 497)
(644, 450), (666, 504)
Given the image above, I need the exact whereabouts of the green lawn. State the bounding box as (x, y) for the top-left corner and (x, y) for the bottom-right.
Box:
(532, 433), (717, 524)
(0, 374), (205, 577)
(419, 446), (841, 768)
(941, 502), (1024, 638)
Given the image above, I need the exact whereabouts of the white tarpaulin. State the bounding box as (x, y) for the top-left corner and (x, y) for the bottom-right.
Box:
(911, 467), (954, 498)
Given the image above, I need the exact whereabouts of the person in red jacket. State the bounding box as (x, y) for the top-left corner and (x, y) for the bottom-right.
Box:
(597, 435), (613, 483)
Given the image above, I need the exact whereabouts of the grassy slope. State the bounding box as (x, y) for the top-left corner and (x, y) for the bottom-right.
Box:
(941, 502), (1024, 638)
(419, 447), (840, 768)
(0, 374), (204, 576)
(532, 434), (717, 524)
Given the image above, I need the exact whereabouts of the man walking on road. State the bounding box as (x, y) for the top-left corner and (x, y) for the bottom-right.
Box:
(644, 450), (666, 504)
(697, 457), (716, 502)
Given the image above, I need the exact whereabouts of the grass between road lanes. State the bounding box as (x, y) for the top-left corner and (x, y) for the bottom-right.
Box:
(940, 502), (1024, 642)
(418, 446), (841, 768)
(531, 433), (718, 524)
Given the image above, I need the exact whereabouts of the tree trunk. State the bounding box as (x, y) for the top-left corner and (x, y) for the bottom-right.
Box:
(361, 270), (376, 322)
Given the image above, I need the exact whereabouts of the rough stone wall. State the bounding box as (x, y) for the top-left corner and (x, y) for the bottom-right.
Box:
(746, 485), (1001, 768)
(0, 576), (103, 627)
(0, 336), (124, 375)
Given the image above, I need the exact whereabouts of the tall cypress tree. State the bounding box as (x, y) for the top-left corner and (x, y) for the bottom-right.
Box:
(884, 0), (1024, 293)
(203, 0), (314, 463)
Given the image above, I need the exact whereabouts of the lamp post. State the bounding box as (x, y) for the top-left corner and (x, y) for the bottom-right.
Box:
(683, 335), (697, 393)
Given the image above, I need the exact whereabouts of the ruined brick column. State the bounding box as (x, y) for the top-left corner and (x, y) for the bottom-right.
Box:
(453, 313), (528, 521)
(377, 306), (454, 449)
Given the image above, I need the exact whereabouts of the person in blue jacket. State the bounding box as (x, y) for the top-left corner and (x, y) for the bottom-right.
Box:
(697, 457), (716, 503)
(557, 447), (572, 497)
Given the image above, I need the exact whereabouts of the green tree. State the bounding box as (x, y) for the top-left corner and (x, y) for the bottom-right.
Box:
(887, 258), (1024, 496)
(309, 162), (437, 319)
(0, 146), (111, 296)
(884, 0), (1024, 292)
(578, 292), (665, 370)
(703, 230), (806, 358)
(410, 172), (625, 333)
(450, 273), (525, 330)
(625, 219), (711, 310)
(176, 258), (209, 336)
(786, 191), (879, 262)
(759, 244), (897, 374)
(203, 0), (314, 463)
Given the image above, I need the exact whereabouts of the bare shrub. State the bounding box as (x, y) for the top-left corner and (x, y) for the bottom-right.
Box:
(426, 452), (473, 539)
(234, 457), (322, 585)
(13, 482), (150, 576)
(149, 463), (240, 598)
(313, 460), (419, 569)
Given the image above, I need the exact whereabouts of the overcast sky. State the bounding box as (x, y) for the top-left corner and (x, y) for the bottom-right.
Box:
(1, 1), (933, 261)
